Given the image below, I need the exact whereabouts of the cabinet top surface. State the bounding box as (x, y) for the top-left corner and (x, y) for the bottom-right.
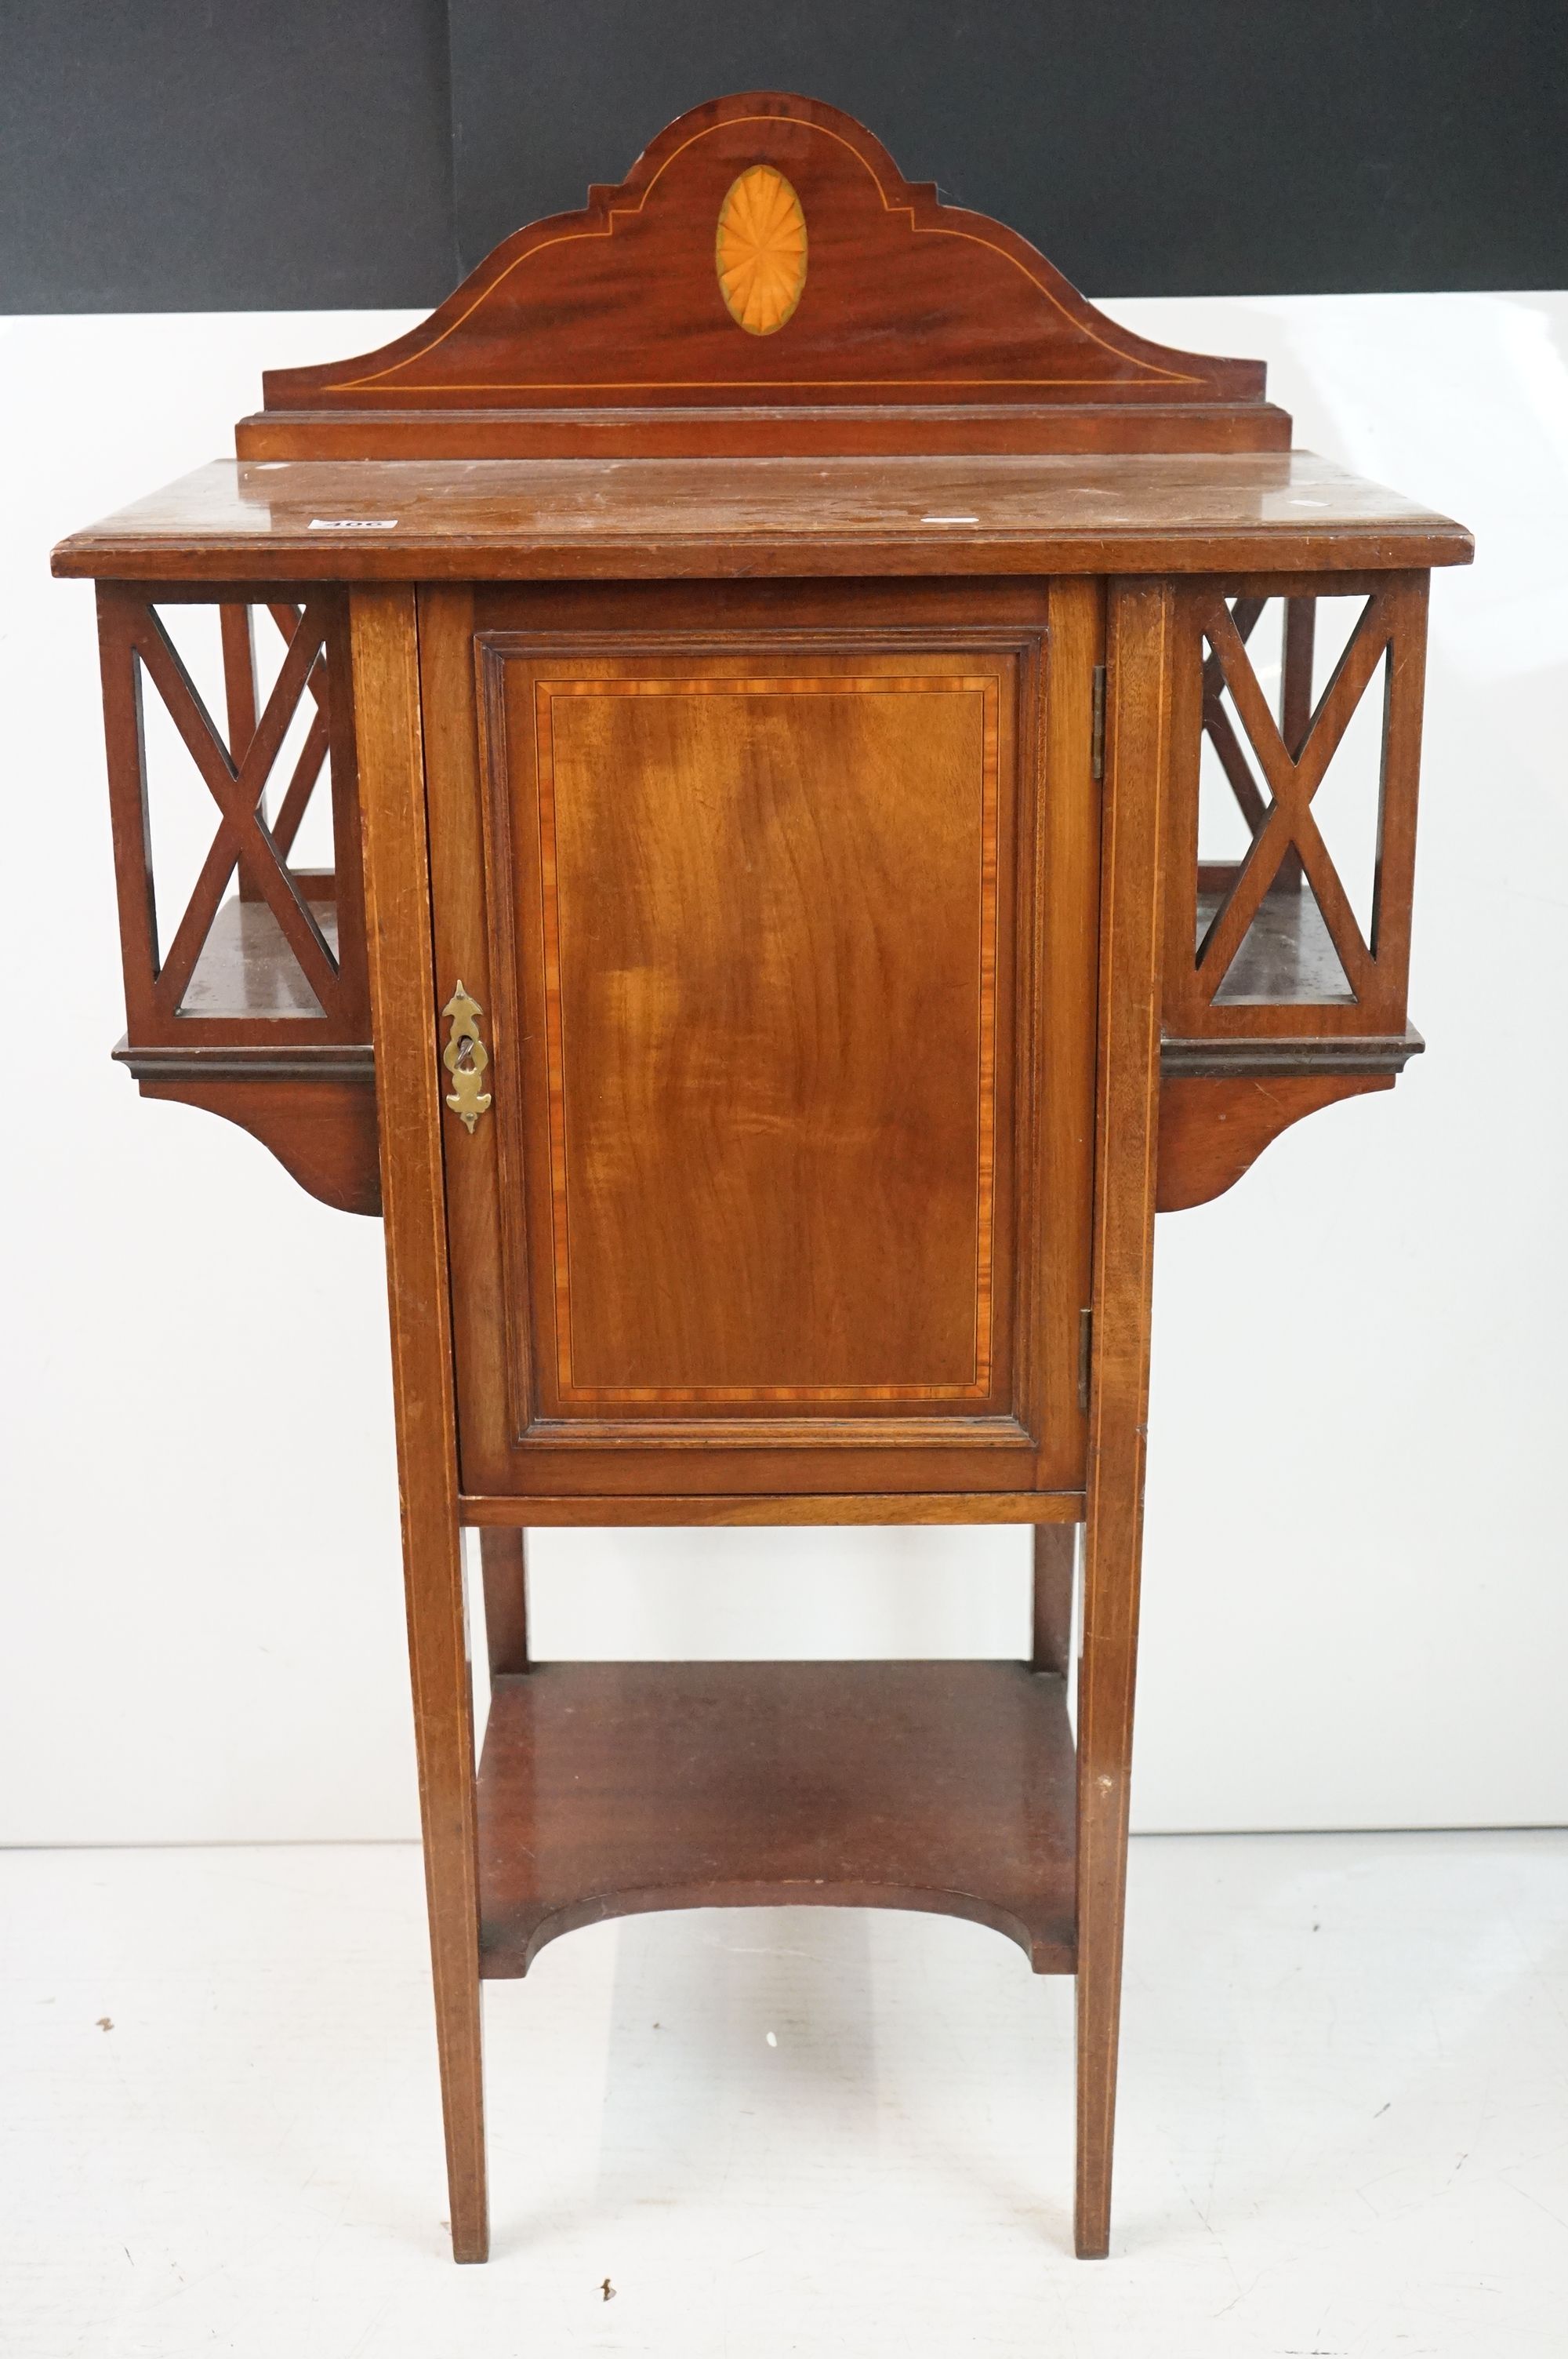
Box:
(53, 451), (1471, 583)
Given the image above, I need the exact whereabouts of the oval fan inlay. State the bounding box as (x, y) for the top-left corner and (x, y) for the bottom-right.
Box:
(715, 166), (808, 336)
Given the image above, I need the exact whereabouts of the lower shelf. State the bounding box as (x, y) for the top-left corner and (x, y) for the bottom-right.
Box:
(477, 1659), (1077, 1979)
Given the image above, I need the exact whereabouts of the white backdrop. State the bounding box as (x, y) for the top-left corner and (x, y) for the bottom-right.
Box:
(2, 295), (1565, 1843)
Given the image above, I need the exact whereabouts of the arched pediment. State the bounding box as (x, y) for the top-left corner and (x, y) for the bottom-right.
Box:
(249, 93), (1285, 457)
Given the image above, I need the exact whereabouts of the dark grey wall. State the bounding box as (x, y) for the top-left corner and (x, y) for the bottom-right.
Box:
(448, 1), (1568, 297)
(4, 1), (1565, 311)
(0, 1), (457, 309)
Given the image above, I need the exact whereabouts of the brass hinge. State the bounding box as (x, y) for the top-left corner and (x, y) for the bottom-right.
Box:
(1077, 1306), (1094, 1413)
(1091, 665), (1106, 782)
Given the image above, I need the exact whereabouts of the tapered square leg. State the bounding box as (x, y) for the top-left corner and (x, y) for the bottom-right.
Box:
(1031, 1524), (1076, 1674)
(480, 1526), (530, 1678)
(1073, 579), (1172, 2259)
(405, 1535), (488, 2263)
(354, 583), (490, 2263)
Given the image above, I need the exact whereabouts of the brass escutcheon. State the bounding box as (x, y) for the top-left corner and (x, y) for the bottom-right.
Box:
(441, 982), (492, 1132)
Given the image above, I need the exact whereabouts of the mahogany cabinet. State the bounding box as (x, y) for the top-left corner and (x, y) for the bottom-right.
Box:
(53, 92), (1471, 2260)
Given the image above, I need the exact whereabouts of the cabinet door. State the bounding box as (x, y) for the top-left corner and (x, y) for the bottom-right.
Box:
(423, 582), (1098, 1503)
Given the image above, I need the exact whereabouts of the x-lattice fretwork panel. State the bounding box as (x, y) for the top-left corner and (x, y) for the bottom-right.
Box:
(1163, 572), (1429, 1043)
(95, 586), (369, 1051)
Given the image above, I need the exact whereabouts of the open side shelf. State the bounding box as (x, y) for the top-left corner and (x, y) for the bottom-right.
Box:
(476, 1660), (1077, 1978)
(1194, 879), (1352, 1005)
(111, 897), (379, 1218)
(180, 892), (342, 1020)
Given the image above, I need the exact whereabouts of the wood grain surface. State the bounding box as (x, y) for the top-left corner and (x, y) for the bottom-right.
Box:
(458, 1489), (1087, 1527)
(1163, 573), (1432, 1042)
(427, 578), (1095, 1503)
(476, 1661), (1077, 1978)
(256, 90), (1273, 458)
(1033, 1523), (1077, 1674)
(1075, 578), (1174, 2259)
(478, 1527), (529, 1677)
(351, 585), (488, 2263)
(503, 653), (1007, 1408)
(237, 402), (1298, 461)
(53, 453), (1472, 584)
(135, 1072), (381, 1216)
(1157, 1072), (1394, 1212)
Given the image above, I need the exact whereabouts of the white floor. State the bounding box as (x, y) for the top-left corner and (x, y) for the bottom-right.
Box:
(3, 1833), (1565, 2357)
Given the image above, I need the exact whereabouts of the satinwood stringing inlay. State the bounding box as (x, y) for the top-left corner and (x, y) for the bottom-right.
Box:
(715, 166), (808, 336)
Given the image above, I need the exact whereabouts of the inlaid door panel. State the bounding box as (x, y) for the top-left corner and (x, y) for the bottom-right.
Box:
(422, 582), (1099, 1499)
(521, 652), (1008, 1411)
